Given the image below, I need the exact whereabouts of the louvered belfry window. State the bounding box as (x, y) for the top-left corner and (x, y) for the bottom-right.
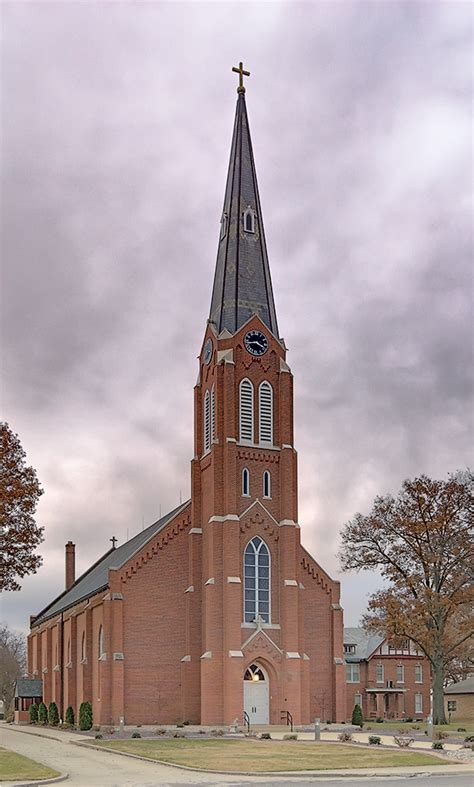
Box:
(203, 389), (211, 453)
(210, 384), (215, 442)
(259, 381), (273, 444)
(239, 378), (254, 442)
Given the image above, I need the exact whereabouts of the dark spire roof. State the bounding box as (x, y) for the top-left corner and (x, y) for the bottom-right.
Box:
(209, 92), (279, 337)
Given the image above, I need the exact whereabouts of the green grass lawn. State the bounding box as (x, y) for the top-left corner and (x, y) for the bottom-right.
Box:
(93, 738), (451, 772)
(0, 746), (59, 781)
(368, 720), (474, 736)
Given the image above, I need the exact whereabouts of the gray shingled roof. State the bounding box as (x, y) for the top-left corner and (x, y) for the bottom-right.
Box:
(209, 91), (279, 337)
(33, 501), (190, 626)
(344, 627), (384, 662)
(445, 676), (474, 694)
(15, 679), (43, 697)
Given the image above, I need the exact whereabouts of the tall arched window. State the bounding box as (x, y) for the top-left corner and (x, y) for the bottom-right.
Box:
(239, 379), (254, 442)
(211, 384), (215, 443)
(203, 389), (211, 453)
(81, 632), (86, 662)
(243, 206), (256, 233)
(98, 625), (105, 659)
(242, 467), (250, 497)
(259, 381), (273, 444)
(263, 470), (271, 499)
(244, 537), (270, 623)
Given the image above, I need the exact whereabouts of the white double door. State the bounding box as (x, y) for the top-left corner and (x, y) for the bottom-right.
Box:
(244, 678), (269, 724)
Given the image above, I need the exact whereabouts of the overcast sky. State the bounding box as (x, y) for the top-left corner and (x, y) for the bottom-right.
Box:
(2, 1), (472, 636)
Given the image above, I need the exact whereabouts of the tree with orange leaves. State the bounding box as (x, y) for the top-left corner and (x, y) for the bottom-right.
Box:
(0, 422), (44, 591)
(339, 472), (473, 724)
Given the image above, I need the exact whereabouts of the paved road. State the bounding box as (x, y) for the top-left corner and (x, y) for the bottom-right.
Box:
(0, 726), (472, 787)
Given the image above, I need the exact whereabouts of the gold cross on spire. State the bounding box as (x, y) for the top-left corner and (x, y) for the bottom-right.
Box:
(232, 61), (250, 93)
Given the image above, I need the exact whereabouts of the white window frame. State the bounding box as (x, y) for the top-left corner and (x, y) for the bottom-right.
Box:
(415, 663), (423, 683)
(263, 470), (271, 499)
(415, 693), (423, 714)
(376, 663), (384, 683)
(396, 664), (405, 684)
(211, 384), (215, 443)
(203, 389), (211, 454)
(239, 378), (254, 442)
(258, 381), (273, 445)
(98, 625), (105, 660)
(242, 467), (250, 497)
(243, 536), (271, 624)
(354, 692), (362, 708)
(346, 663), (360, 683)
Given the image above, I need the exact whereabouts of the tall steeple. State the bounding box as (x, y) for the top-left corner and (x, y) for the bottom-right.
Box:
(209, 66), (279, 338)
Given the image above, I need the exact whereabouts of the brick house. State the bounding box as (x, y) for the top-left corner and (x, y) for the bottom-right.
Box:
(26, 76), (347, 727)
(444, 677), (474, 721)
(344, 627), (431, 720)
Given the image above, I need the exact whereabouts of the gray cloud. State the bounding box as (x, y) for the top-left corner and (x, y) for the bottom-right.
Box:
(1, 1), (472, 633)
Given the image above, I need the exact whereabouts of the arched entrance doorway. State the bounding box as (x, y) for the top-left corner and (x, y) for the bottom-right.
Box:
(244, 663), (269, 724)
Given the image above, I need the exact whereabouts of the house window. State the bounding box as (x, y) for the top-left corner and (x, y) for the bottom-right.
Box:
(98, 625), (105, 659)
(346, 663), (360, 683)
(415, 693), (423, 714)
(203, 389), (211, 453)
(243, 206), (256, 233)
(263, 470), (271, 498)
(415, 664), (423, 683)
(354, 692), (362, 708)
(447, 700), (457, 712)
(239, 378), (254, 442)
(211, 384), (215, 442)
(376, 663), (384, 683)
(244, 536), (270, 623)
(344, 644), (356, 654)
(220, 212), (228, 239)
(258, 381), (273, 444)
(396, 664), (405, 683)
(242, 467), (250, 497)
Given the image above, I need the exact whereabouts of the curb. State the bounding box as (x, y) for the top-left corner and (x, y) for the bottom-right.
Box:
(75, 740), (470, 778)
(3, 774), (68, 787)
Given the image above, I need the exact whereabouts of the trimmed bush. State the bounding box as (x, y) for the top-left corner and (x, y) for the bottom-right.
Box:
(393, 736), (414, 747)
(79, 701), (93, 731)
(338, 731), (353, 742)
(48, 702), (59, 726)
(351, 703), (363, 728)
(368, 735), (382, 745)
(131, 731), (141, 738)
(375, 716), (384, 723)
(38, 702), (48, 725)
(65, 706), (75, 727)
(28, 703), (38, 724)
(260, 732), (272, 739)
(464, 735), (474, 743)
(435, 730), (448, 740)
(283, 733), (298, 740)
(95, 733), (103, 740)
(457, 727), (466, 732)
(173, 731), (185, 738)
(432, 741), (444, 750)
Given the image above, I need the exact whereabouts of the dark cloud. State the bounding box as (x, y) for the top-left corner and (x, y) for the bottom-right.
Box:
(1, 2), (472, 633)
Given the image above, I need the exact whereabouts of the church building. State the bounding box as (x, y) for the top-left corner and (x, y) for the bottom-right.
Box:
(27, 67), (346, 726)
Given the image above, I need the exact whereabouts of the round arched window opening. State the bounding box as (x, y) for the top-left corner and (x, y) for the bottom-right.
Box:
(244, 664), (266, 682)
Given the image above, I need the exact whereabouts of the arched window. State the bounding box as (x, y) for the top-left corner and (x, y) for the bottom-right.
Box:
(81, 632), (86, 662)
(203, 389), (211, 453)
(244, 536), (270, 623)
(98, 625), (105, 659)
(211, 384), (215, 443)
(263, 470), (271, 499)
(67, 638), (71, 664)
(243, 206), (256, 233)
(244, 664), (266, 681)
(239, 378), (254, 442)
(242, 467), (250, 497)
(259, 381), (273, 444)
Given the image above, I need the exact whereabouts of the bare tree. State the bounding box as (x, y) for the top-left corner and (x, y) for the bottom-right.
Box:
(0, 623), (26, 711)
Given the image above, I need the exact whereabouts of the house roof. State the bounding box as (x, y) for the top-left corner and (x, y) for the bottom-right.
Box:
(32, 500), (190, 626)
(15, 679), (43, 698)
(209, 90), (279, 337)
(445, 676), (474, 695)
(343, 627), (384, 662)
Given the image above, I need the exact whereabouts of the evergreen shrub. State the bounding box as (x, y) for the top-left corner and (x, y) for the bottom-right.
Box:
(38, 702), (48, 725)
(28, 704), (38, 724)
(65, 706), (75, 727)
(131, 731), (141, 738)
(79, 701), (93, 730)
(369, 735), (381, 745)
(48, 702), (59, 726)
(351, 704), (363, 728)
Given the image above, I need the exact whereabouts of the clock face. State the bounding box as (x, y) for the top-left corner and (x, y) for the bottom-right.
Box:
(203, 338), (213, 365)
(244, 330), (268, 356)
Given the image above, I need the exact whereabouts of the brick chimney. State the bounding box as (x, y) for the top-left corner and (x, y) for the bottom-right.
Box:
(65, 541), (75, 590)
